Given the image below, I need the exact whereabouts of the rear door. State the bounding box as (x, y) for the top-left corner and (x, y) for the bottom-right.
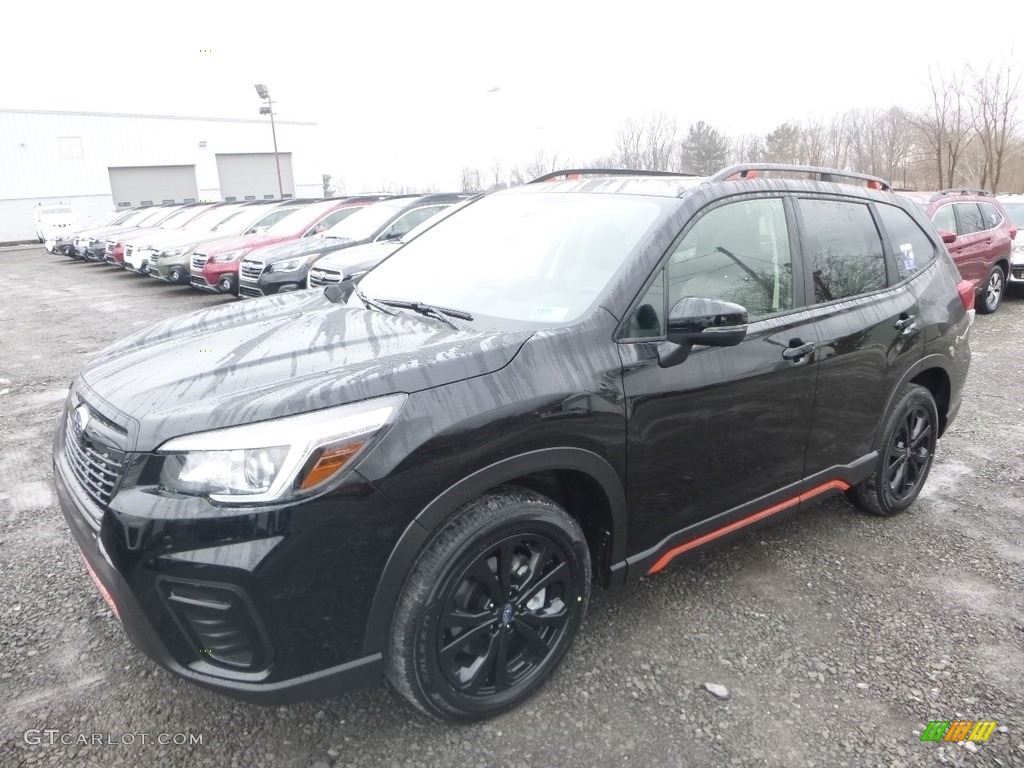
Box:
(799, 197), (925, 476)
(948, 202), (988, 285)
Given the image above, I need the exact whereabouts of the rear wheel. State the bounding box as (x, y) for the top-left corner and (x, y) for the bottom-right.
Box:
(977, 264), (1005, 314)
(850, 384), (938, 516)
(385, 488), (590, 722)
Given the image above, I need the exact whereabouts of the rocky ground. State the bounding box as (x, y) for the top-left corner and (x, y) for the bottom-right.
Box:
(1, 246), (1022, 767)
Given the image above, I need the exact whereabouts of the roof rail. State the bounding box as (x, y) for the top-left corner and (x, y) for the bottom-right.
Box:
(528, 168), (699, 184)
(932, 188), (993, 200)
(707, 163), (892, 191)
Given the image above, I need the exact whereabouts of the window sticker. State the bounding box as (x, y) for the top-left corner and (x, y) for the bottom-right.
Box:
(899, 243), (916, 272)
(530, 306), (569, 322)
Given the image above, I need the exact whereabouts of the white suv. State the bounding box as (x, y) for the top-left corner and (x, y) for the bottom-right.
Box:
(998, 194), (1024, 284)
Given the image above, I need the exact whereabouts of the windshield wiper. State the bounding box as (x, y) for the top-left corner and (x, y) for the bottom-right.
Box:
(354, 288), (397, 315)
(375, 298), (473, 328)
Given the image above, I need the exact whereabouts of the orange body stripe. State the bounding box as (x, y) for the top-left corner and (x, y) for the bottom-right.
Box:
(648, 480), (851, 575)
(945, 721), (974, 741)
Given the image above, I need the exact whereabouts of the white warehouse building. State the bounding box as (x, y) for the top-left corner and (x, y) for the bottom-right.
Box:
(0, 108), (324, 242)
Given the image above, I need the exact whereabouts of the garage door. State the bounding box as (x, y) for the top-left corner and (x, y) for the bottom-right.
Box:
(216, 153), (295, 201)
(108, 166), (199, 207)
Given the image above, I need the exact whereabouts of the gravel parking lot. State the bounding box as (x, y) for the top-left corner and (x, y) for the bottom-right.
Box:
(1, 245), (1022, 768)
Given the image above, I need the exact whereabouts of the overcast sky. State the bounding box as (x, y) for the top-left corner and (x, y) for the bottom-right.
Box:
(3, 0), (1021, 192)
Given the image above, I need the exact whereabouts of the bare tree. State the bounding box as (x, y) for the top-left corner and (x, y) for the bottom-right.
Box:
(614, 112), (680, 170)
(913, 67), (974, 188)
(679, 121), (729, 174)
(321, 173), (335, 198)
(459, 167), (483, 193)
(969, 57), (1022, 193)
(488, 158), (508, 192)
(729, 133), (766, 165)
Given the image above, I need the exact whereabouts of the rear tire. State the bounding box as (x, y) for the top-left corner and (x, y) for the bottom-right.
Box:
(976, 264), (1005, 314)
(850, 384), (938, 516)
(385, 487), (590, 722)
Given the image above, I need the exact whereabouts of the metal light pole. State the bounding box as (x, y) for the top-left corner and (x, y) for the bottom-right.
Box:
(255, 84), (285, 199)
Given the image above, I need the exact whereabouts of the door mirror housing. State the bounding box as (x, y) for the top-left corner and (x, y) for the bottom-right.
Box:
(938, 230), (957, 245)
(658, 297), (749, 368)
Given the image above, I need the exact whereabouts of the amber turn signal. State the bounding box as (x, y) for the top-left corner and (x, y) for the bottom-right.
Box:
(298, 442), (365, 490)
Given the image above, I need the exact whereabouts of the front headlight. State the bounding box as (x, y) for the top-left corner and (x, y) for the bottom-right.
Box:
(216, 249), (247, 263)
(271, 256), (308, 273)
(156, 394), (407, 504)
(163, 246), (187, 258)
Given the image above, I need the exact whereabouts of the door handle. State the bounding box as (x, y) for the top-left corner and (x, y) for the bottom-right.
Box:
(894, 314), (916, 330)
(782, 341), (815, 361)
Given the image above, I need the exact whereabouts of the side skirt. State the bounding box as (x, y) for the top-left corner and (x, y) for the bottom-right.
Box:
(612, 454), (876, 581)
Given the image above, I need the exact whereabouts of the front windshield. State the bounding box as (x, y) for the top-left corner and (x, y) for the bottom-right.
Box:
(157, 206), (203, 229)
(1003, 202), (1024, 228)
(41, 207), (74, 216)
(325, 201), (411, 241)
(135, 207), (175, 226)
(356, 192), (664, 325)
(208, 208), (259, 232)
(191, 206), (242, 232)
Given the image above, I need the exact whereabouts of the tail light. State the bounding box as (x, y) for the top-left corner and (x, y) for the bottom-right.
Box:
(956, 280), (975, 312)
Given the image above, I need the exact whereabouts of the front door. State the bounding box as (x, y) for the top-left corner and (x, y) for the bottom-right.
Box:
(620, 195), (819, 555)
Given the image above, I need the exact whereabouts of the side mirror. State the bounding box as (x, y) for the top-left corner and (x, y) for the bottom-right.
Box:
(658, 297), (748, 368)
(938, 230), (957, 245)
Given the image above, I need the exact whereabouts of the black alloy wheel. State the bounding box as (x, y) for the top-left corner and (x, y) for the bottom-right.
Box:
(386, 488), (590, 721)
(850, 384), (938, 516)
(434, 533), (575, 696)
(885, 403), (934, 501)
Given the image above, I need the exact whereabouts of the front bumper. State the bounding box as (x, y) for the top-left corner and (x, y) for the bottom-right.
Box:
(53, 409), (407, 703)
(1010, 255), (1024, 283)
(193, 262), (239, 292)
(240, 269), (309, 299)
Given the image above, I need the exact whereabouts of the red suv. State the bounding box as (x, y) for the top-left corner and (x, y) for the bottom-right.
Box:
(898, 189), (1016, 314)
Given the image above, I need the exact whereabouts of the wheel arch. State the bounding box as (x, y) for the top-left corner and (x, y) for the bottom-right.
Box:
(362, 447), (627, 656)
(877, 355), (953, 442)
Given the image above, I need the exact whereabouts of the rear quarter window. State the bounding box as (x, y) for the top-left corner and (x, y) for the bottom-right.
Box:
(954, 203), (985, 235)
(978, 203), (1003, 229)
(876, 204), (937, 283)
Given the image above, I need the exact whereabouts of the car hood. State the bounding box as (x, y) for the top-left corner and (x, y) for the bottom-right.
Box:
(314, 241), (401, 272)
(197, 232), (291, 257)
(75, 290), (532, 451)
(246, 236), (347, 264)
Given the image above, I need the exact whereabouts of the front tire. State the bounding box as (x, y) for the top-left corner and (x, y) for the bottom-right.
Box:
(850, 384), (938, 516)
(977, 264), (1005, 314)
(217, 275), (234, 294)
(385, 487), (590, 722)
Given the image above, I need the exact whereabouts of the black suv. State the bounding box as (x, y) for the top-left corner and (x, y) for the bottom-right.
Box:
(54, 164), (973, 722)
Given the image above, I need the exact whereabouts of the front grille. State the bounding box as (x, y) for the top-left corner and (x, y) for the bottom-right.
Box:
(190, 275), (208, 289)
(238, 285), (263, 299)
(63, 413), (127, 512)
(125, 245), (134, 260)
(308, 267), (343, 287)
(159, 580), (270, 670)
(105, 241), (114, 254)
(239, 259), (264, 281)
(191, 253), (208, 271)
(148, 252), (159, 265)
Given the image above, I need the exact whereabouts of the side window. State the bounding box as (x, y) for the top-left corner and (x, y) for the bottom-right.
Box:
(309, 207), (357, 235)
(627, 269), (666, 338)
(876, 204), (937, 282)
(954, 203), (984, 235)
(378, 206), (447, 241)
(978, 203), (1002, 230)
(798, 199), (886, 303)
(665, 197), (793, 318)
(931, 204), (955, 234)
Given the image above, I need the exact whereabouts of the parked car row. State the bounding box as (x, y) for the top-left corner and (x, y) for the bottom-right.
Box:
(53, 193), (476, 297)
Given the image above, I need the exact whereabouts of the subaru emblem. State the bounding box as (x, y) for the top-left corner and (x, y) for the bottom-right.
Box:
(72, 405), (91, 438)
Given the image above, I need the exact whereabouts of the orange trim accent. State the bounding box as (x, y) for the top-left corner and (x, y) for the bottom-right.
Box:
(81, 552), (121, 621)
(647, 480), (850, 574)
